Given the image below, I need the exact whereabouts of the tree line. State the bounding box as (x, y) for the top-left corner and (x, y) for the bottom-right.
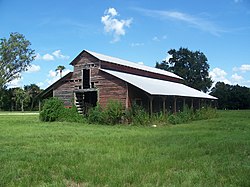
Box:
(0, 84), (42, 111)
(210, 82), (250, 110)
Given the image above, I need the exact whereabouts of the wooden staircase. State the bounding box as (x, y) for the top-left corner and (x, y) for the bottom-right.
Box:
(75, 93), (84, 114)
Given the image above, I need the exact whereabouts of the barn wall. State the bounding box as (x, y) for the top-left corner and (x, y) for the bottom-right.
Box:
(72, 53), (128, 108)
(95, 71), (128, 108)
(53, 81), (75, 107)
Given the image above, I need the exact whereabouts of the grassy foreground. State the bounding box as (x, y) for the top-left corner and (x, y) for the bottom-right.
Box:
(0, 111), (249, 186)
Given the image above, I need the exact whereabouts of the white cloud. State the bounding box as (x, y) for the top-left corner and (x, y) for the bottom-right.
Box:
(35, 50), (70, 61)
(232, 73), (244, 82)
(136, 8), (224, 36)
(107, 7), (118, 16)
(52, 50), (70, 60)
(43, 54), (55, 61)
(239, 64), (250, 72)
(209, 67), (231, 85)
(101, 7), (132, 42)
(26, 64), (41, 73)
(7, 76), (23, 88)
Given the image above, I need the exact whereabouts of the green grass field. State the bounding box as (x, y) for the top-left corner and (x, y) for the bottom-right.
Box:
(0, 110), (249, 186)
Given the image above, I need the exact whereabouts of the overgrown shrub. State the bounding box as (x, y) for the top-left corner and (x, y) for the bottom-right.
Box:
(40, 98), (84, 123)
(104, 100), (124, 125)
(126, 104), (151, 126)
(58, 105), (85, 123)
(87, 103), (104, 124)
(87, 100), (124, 125)
(167, 106), (217, 125)
(194, 107), (218, 120)
(39, 98), (64, 122)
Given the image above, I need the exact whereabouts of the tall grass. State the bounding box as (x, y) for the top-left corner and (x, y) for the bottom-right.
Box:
(0, 110), (249, 186)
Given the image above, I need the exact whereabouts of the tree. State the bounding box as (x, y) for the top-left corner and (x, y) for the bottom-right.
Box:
(24, 84), (41, 110)
(13, 87), (30, 112)
(55, 65), (65, 78)
(156, 47), (213, 92)
(211, 82), (250, 109)
(0, 32), (35, 88)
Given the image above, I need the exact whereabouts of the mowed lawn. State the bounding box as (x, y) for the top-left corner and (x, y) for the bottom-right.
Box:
(0, 111), (250, 186)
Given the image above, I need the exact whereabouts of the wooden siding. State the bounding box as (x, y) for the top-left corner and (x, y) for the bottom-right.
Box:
(65, 52), (128, 108)
(95, 70), (128, 108)
(53, 81), (75, 107)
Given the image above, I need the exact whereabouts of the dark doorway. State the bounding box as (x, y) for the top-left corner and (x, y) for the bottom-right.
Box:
(83, 91), (97, 114)
(83, 69), (90, 89)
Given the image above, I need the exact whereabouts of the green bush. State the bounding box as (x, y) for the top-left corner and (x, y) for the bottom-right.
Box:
(194, 107), (218, 120)
(87, 100), (124, 125)
(59, 106), (85, 123)
(167, 106), (217, 125)
(103, 100), (124, 125)
(40, 98), (84, 123)
(39, 98), (65, 122)
(126, 104), (151, 126)
(87, 103), (104, 124)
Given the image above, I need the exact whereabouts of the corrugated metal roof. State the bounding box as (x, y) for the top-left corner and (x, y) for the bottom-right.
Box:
(85, 50), (183, 80)
(101, 69), (217, 100)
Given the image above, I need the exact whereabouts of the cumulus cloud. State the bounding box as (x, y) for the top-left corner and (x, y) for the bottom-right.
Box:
(35, 50), (70, 61)
(239, 64), (250, 72)
(52, 50), (70, 60)
(233, 64), (250, 72)
(101, 7), (132, 42)
(232, 73), (244, 82)
(209, 67), (231, 85)
(26, 64), (41, 73)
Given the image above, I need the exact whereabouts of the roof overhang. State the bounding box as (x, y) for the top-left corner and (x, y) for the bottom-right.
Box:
(101, 69), (217, 100)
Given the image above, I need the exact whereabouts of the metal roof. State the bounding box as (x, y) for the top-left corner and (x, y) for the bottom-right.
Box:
(85, 50), (183, 80)
(101, 69), (217, 100)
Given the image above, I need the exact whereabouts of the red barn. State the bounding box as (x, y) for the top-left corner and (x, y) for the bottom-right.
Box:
(39, 50), (217, 114)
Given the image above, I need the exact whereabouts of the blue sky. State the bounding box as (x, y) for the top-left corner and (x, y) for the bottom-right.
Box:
(1, 0), (250, 89)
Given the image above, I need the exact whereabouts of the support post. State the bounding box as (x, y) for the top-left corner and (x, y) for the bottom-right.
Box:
(183, 98), (186, 110)
(39, 100), (41, 112)
(149, 97), (153, 115)
(162, 96), (166, 114)
(174, 96), (177, 114)
(191, 98), (194, 110)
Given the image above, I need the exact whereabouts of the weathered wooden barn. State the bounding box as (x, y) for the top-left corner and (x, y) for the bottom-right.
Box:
(39, 50), (217, 114)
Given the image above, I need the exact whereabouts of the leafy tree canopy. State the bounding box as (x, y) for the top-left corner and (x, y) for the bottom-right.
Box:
(211, 82), (250, 109)
(0, 32), (35, 88)
(156, 47), (213, 92)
